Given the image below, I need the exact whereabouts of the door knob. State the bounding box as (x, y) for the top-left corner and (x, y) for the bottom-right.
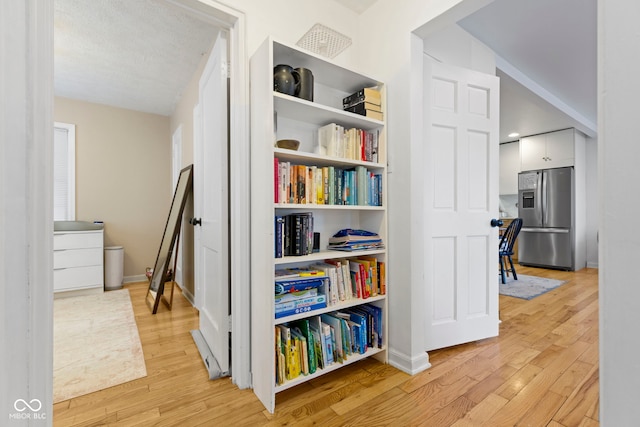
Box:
(189, 217), (202, 226)
(490, 218), (503, 227)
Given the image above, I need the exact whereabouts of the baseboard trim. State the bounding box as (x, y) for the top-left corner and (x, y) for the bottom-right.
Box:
(587, 261), (599, 269)
(124, 274), (146, 284)
(388, 348), (431, 375)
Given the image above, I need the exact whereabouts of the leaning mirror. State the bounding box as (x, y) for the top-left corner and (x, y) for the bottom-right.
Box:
(146, 165), (193, 314)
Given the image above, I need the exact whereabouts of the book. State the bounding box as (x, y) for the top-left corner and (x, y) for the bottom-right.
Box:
(290, 328), (309, 375)
(275, 294), (327, 314)
(274, 288), (318, 304)
(360, 303), (383, 348)
(344, 103), (384, 121)
(292, 319), (317, 374)
(320, 321), (334, 365)
(312, 263), (340, 305)
(378, 261), (386, 295)
(358, 256), (379, 296)
(274, 216), (284, 258)
(274, 276), (327, 295)
(342, 87), (381, 109)
(275, 300), (328, 319)
(277, 324), (299, 380)
(311, 262), (343, 303)
(349, 260), (371, 298)
(321, 314), (344, 363)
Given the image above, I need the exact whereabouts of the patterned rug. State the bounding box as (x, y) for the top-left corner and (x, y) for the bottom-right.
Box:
(499, 274), (566, 300)
(53, 289), (147, 403)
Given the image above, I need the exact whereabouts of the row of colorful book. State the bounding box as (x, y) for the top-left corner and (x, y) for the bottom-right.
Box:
(274, 160), (383, 206)
(274, 258), (386, 319)
(317, 123), (380, 162)
(275, 304), (383, 385)
(274, 213), (314, 258)
(342, 87), (383, 121)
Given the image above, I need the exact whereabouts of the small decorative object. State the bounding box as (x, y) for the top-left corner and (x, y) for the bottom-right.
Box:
(276, 139), (300, 150)
(273, 64), (299, 96)
(294, 68), (314, 101)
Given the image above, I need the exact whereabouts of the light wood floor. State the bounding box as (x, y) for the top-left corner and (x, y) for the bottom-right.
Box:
(53, 265), (599, 426)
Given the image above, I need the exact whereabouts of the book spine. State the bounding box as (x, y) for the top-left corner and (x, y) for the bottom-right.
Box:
(274, 277), (326, 295)
(275, 301), (328, 319)
(275, 216), (284, 258)
(274, 288), (318, 304)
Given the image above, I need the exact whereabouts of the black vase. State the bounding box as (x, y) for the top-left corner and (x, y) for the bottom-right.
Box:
(295, 68), (314, 101)
(273, 64), (299, 96)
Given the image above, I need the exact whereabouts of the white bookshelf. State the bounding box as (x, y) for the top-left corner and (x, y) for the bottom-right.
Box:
(250, 37), (388, 413)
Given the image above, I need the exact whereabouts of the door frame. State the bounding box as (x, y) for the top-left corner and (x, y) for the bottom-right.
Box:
(170, 0), (250, 389)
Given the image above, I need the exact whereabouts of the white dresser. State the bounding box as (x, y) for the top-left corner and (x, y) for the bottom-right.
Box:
(54, 229), (104, 297)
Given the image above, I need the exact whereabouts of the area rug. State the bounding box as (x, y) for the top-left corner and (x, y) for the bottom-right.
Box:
(53, 289), (147, 403)
(499, 274), (566, 300)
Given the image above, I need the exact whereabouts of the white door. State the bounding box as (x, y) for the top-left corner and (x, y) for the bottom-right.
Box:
(422, 57), (500, 351)
(194, 31), (229, 375)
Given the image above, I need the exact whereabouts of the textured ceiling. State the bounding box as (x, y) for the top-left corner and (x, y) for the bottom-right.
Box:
(54, 0), (220, 116)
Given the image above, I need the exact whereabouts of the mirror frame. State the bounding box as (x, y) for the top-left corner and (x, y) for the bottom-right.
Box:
(146, 164), (193, 314)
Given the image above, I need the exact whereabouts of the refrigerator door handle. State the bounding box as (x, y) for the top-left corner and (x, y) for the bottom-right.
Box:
(521, 227), (570, 234)
(541, 170), (548, 226)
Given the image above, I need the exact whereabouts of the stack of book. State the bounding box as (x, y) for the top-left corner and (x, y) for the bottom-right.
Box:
(328, 228), (383, 252)
(274, 269), (328, 318)
(342, 87), (383, 121)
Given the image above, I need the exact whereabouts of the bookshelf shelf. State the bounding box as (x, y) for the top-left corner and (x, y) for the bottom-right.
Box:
(273, 294), (386, 325)
(251, 36), (388, 414)
(274, 346), (386, 393)
(274, 203), (385, 211)
(274, 248), (386, 265)
(274, 147), (385, 169)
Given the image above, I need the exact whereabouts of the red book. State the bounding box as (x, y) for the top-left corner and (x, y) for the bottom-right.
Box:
(274, 157), (279, 203)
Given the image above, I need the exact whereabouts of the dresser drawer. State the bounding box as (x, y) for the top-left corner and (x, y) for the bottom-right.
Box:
(54, 247), (102, 269)
(54, 265), (103, 292)
(54, 231), (103, 250)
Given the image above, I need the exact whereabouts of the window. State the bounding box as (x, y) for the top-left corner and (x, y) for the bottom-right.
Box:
(53, 122), (76, 220)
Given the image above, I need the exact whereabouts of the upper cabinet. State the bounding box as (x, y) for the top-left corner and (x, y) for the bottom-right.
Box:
(499, 141), (520, 195)
(520, 128), (576, 171)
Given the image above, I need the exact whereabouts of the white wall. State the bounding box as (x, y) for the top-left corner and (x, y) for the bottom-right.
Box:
(599, 1), (640, 423)
(1, 0), (54, 422)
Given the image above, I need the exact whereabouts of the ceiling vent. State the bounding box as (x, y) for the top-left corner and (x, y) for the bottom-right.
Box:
(296, 23), (352, 59)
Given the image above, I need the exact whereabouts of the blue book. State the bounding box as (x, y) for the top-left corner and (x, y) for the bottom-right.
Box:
(275, 277), (327, 295)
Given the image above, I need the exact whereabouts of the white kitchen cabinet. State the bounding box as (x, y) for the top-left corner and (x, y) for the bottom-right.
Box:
(499, 141), (520, 194)
(54, 229), (104, 297)
(520, 128), (575, 171)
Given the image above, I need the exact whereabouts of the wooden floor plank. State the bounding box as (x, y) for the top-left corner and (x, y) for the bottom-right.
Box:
(52, 266), (599, 426)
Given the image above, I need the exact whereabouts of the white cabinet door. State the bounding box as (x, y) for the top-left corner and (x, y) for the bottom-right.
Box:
(521, 129), (575, 171)
(499, 141), (520, 194)
(520, 134), (547, 171)
(545, 128), (575, 168)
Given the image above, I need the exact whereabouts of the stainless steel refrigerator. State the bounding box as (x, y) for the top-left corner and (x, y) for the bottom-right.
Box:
(517, 167), (575, 270)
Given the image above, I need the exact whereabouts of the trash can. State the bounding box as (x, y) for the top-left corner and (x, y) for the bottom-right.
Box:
(104, 246), (124, 290)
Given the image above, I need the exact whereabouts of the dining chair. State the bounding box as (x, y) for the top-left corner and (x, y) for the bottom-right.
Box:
(499, 218), (523, 284)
